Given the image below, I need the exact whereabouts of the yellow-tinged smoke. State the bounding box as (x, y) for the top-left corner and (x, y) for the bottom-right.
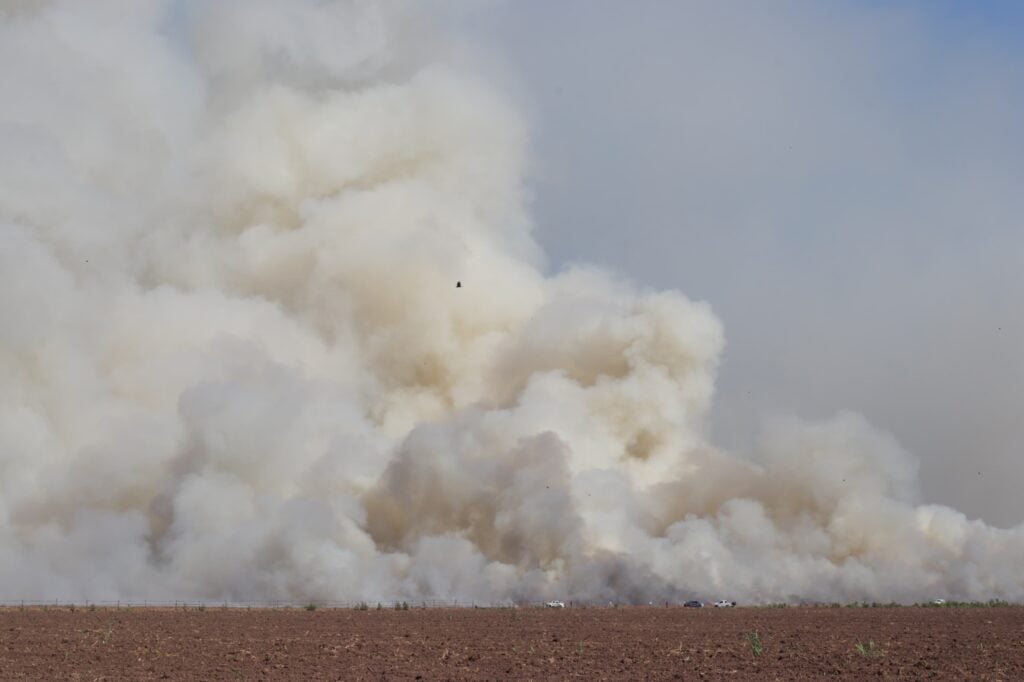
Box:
(1, 0), (1022, 604)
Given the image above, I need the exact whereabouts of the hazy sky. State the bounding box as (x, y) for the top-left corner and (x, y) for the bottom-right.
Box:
(470, 1), (1024, 526)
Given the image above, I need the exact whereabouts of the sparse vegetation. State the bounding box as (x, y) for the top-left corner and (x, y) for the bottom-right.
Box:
(747, 631), (763, 657)
(855, 640), (878, 657)
(355, 602), (369, 611)
(305, 603), (317, 611)
(918, 599), (1010, 608)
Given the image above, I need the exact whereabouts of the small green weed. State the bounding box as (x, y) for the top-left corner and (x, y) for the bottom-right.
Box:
(855, 640), (877, 657)
(746, 631), (763, 657)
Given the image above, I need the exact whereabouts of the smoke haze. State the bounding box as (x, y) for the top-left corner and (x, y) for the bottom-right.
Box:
(1, 0), (1023, 604)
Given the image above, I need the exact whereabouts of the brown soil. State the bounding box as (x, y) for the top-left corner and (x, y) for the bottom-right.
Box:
(1, 605), (1022, 680)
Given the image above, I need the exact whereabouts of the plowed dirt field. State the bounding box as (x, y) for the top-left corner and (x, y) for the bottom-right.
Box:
(1, 605), (1022, 680)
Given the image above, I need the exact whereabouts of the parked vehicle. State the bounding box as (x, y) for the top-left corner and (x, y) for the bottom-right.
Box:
(545, 601), (565, 608)
(683, 600), (703, 608)
(713, 600), (736, 608)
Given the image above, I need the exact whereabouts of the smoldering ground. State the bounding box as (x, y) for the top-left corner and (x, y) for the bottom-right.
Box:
(1, 0), (1023, 604)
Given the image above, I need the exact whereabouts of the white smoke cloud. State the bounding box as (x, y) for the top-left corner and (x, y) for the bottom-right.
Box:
(1, 0), (1023, 604)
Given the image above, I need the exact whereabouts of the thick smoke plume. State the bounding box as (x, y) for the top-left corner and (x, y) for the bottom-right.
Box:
(2, 0), (1023, 604)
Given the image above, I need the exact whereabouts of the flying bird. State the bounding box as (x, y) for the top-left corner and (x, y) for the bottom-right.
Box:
(456, 281), (462, 288)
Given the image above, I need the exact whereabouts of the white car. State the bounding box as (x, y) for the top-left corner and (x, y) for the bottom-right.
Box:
(713, 600), (736, 608)
(545, 600), (565, 608)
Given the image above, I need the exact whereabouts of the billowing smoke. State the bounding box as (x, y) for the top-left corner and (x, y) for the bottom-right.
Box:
(2, 0), (1023, 605)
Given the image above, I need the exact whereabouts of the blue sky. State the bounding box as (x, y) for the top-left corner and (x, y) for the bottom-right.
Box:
(474, 1), (1024, 525)
(904, 0), (1024, 41)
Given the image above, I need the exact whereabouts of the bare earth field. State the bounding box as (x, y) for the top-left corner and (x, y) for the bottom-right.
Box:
(2, 605), (1023, 680)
